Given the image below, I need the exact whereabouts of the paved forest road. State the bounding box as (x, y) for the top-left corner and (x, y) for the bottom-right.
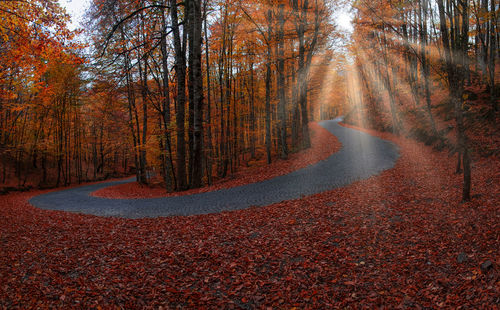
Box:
(29, 119), (399, 218)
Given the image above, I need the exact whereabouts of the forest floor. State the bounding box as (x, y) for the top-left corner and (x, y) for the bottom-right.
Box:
(0, 123), (498, 308)
(94, 122), (341, 199)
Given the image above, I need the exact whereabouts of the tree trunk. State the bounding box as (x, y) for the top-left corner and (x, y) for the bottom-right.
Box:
(276, 4), (288, 159)
(249, 59), (256, 159)
(488, 0), (497, 112)
(161, 7), (174, 191)
(138, 54), (148, 184)
(419, 0), (438, 135)
(203, 2), (213, 185)
(437, 0), (471, 201)
(189, 0), (204, 189)
(171, 0), (188, 190)
(265, 9), (273, 164)
(123, 53), (140, 185)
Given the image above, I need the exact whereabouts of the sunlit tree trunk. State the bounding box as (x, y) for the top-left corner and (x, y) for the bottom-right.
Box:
(418, 0), (437, 135)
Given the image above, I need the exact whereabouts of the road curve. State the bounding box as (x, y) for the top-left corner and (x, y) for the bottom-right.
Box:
(29, 119), (399, 218)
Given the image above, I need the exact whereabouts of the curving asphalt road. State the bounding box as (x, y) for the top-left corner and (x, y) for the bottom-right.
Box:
(29, 118), (399, 218)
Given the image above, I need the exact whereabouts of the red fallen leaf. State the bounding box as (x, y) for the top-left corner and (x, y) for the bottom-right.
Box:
(234, 284), (244, 291)
(165, 287), (180, 293)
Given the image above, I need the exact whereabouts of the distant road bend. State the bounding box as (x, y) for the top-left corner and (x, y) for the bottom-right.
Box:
(30, 118), (399, 218)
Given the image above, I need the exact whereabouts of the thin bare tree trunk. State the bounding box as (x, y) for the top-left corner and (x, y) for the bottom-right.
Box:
(265, 9), (273, 164)
(161, 7), (174, 191)
(276, 3), (288, 159)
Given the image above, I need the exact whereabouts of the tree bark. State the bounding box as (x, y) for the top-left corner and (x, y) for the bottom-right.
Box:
(276, 3), (288, 159)
(188, 0), (204, 188)
(160, 7), (174, 191)
(171, 0), (188, 190)
(203, 1), (213, 185)
(265, 9), (273, 164)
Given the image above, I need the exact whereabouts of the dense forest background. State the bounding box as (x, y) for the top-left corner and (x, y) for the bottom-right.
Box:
(0, 0), (498, 200)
